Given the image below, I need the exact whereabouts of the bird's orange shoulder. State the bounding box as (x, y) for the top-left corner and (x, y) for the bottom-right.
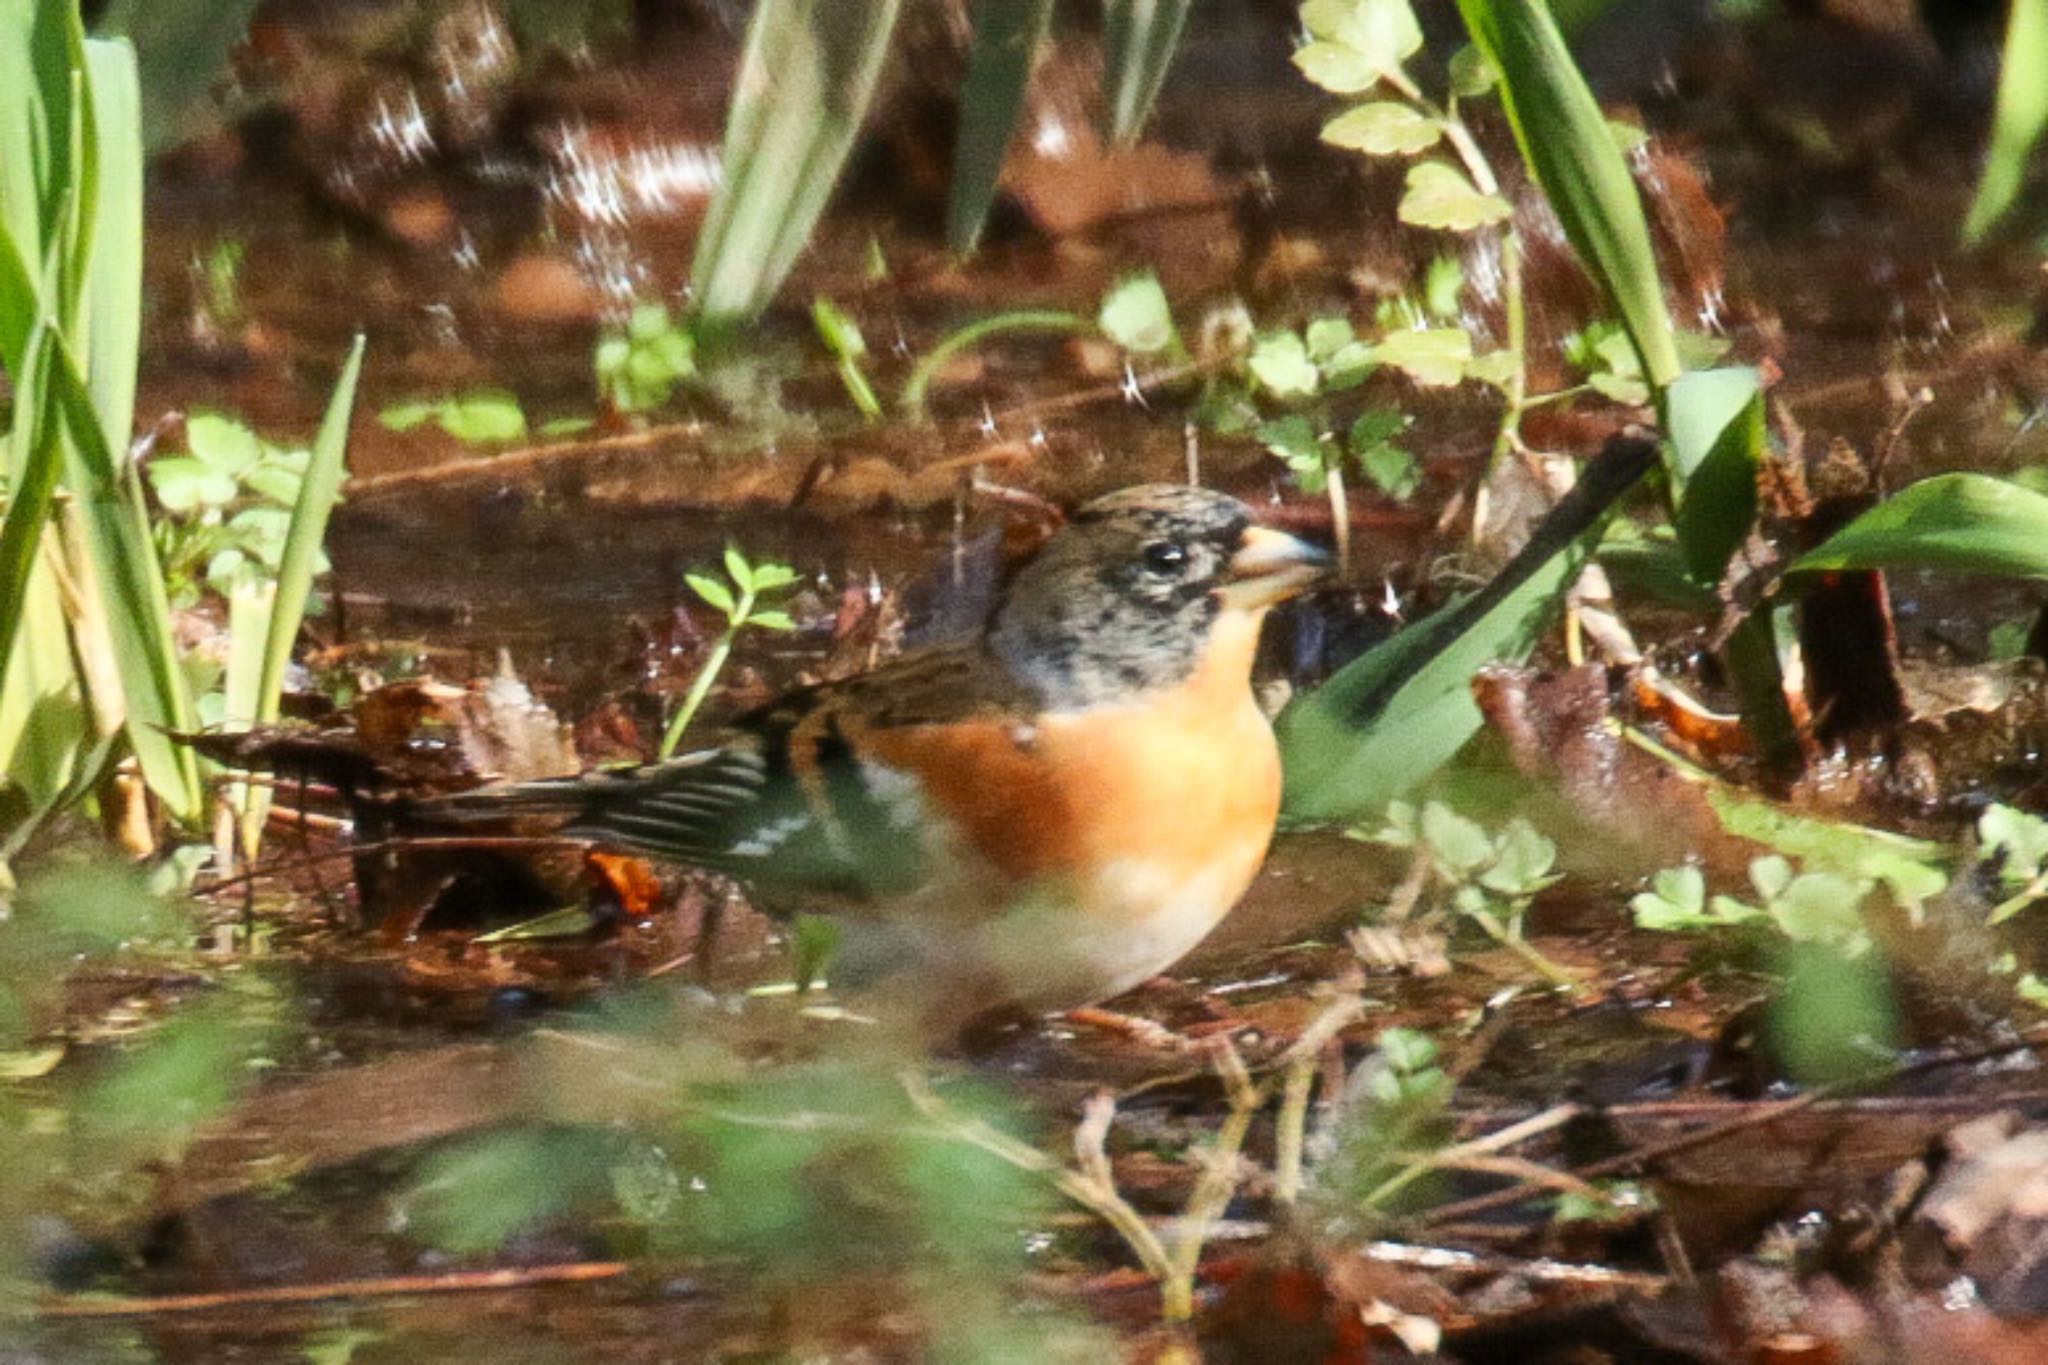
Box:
(844, 610), (1281, 888)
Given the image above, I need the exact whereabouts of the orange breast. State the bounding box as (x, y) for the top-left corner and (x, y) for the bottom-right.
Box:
(854, 611), (1282, 916)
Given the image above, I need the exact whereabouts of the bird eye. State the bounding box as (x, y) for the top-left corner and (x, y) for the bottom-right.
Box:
(1141, 541), (1187, 575)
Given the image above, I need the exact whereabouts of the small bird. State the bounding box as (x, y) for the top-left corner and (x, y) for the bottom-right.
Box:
(431, 485), (1328, 1028)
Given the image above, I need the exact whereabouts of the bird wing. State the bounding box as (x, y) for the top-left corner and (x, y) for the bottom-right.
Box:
(423, 643), (1040, 899)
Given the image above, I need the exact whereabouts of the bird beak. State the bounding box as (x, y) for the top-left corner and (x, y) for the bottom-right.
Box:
(1219, 525), (1331, 610)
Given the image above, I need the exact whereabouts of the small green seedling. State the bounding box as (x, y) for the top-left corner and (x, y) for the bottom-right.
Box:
(1364, 800), (1572, 985)
(596, 301), (697, 415)
(812, 296), (881, 420)
(380, 390), (529, 445)
(146, 413), (330, 610)
(1097, 272), (1187, 361)
(1246, 315), (1417, 571)
(1311, 1024), (1456, 1218)
(659, 547), (800, 758)
(1981, 803), (2048, 923)
(199, 237), (246, 326)
(1632, 855), (1874, 956)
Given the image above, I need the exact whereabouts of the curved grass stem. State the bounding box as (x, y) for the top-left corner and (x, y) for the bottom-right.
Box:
(900, 309), (1087, 417)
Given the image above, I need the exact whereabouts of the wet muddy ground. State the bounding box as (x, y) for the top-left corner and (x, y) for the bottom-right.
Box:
(15, 0), (2048, 1360)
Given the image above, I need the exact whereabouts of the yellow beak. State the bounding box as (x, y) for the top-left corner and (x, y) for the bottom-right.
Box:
(1219, 525), (1331, 610)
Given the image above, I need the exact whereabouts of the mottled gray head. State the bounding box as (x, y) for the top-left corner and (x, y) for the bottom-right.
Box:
(987, 485), (1326, 710)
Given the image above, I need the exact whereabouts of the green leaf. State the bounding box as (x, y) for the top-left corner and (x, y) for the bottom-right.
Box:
(1376, 1023), (1437, 1075)
(1248, 331), (1320, 397)
(1397, 161), (1512, 231)
(1420, 800), (1492, 873)
(1321, 101), (1440, 156)
(687, 572), (737, 616)
(1608, 118), (1650, 154)
(1291, 40), (1383, 95)
(256, 336), (361, 742)
(0, 323), (63, 685)
(811, 296), (867, 358)
(1982, 803), (2048, 883)
(948, 0), (1058, 253)
(1259, 413), (1325, 461)
(1455, 0), (1680, 392)
(1665, 366), (1763, 584)
(1790, 474), (2048, 581)
(1301, 0), (1423, 75)
(184, 412), (262, 473)
(1422, 255), (1465, 319)
(1480, 818), (1556, 893)
(1467, 348), (1520, 390)
(1447, 43), (1498, 96)
(1278, 435), (1655, 824)
(747, 609), (796, 632)
(1097, 272), (1178, 355)
(1962, 0), (2048, 243)
(1259, 415), (1329, 490)
(472, 905), (598, 942)
(748, 563), (800, 590)
(1768, 872), (1875, 950)
(1359, 443), (1418, 500)
(594, 335), (631, 379)
(1767, 944), (1896, 1083)
(722, 545), (753, 587)
(1347, 408), (1408, 452)
(1304, 316), (1357, 361)
(628, 302), (670, 344)
(439, 390), (527, 445)
(691, 0), (905, 321)
(148, 456), (237, 511)
(1710, 791), (1948, 914)
(1650, 865), (1703, 916)
(1103, 0), (1193, 143)
(1374, 326), (1471, 387)
(241, 461), (304, 506)
(379, 400), (436, 432)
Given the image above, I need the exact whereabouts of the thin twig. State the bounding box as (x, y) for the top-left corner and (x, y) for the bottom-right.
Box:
(33, 1261), (629, 1319)
(1408, 1025), (2048, 1230)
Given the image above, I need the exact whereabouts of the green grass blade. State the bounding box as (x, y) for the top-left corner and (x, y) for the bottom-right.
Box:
(1963, 0), (2048, 244)
(690, 0), (904, 323)
(1278, 436), (1655, 825)
(258, 337), (364, 719)
(82, 37), (141, 463)
(899, 308), (1085, 416)
(0, 0), (86, 282)
(222, 576), (275, 858)
(58, 31), (200, 818)
(1454, 0), (1680, 392)
(1788, 474), (2048, 579)
(0, 321), (62, 673)
(52, 336), (202, 818)
(946, 0), (1055, 255)
(1103, 0), (1192, 144)
(1665, 366), (1763, 584)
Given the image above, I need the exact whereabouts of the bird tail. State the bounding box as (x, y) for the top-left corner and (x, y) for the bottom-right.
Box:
(410, 747), (772, 868)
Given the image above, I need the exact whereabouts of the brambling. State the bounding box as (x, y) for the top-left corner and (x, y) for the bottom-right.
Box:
(431, 485), (1328, 1025)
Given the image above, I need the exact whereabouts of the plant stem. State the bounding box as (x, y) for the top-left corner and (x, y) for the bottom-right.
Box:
(899, 309), (1087, 417)
(1326, 461), (1351, 574)
(1466, 906), (1581, 988)
(1273, 1050), (1316, 1205)
(838, 357), (881, 420)
(1163, 1098), (1257, 1322)
(1990, 870), (2048, 924)
(660, 586), (753, 759)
